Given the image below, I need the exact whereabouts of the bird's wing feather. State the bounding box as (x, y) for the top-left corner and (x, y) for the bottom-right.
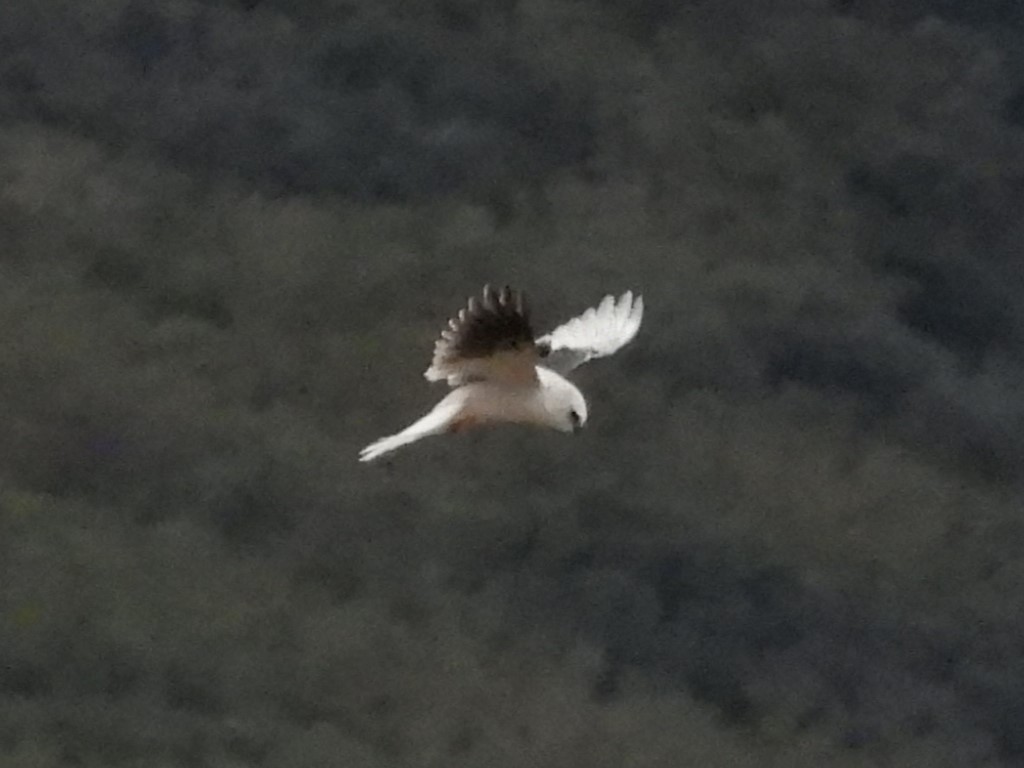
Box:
(425, 284), (538, 387)
(536, 291), (643, 374)
(359, 394), (466, 462)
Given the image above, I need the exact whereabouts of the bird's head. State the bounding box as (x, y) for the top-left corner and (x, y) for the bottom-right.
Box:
(537, 368), (588, 433)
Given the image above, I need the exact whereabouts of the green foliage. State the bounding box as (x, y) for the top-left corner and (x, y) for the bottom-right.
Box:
(0, 0), (1022, 764)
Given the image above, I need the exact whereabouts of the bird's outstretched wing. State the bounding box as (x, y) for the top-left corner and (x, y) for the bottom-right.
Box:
(360, 392), (466, 462)
(536, 291), (644, 374)
(425, 284), (539, 387)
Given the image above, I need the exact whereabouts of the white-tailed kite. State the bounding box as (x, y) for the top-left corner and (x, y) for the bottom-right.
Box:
(359, 285), (644, 462)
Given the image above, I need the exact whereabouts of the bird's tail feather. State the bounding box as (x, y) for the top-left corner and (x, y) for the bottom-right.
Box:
(359, 400), (461, 462)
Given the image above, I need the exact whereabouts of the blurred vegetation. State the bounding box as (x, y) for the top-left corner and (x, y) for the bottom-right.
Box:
(0, 0), (1023, 765)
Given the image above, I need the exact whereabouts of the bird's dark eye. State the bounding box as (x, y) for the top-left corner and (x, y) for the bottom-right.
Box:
(569, 410), (581, 426)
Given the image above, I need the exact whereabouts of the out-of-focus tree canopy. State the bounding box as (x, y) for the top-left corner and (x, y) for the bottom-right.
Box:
(1, 0), (1023, 765)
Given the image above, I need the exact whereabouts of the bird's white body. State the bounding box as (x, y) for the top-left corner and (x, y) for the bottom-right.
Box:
(359, 287), (641, 462)
(358, 367), (585, 462)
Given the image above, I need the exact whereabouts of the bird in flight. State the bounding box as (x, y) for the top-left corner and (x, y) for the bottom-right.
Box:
(359, 285), (644, 462)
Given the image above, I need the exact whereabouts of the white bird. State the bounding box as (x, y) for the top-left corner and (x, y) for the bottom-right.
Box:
(359, 284), (644, 462)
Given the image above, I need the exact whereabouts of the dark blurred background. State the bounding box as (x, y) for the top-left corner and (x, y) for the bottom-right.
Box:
(1, 0), (1023, 765)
